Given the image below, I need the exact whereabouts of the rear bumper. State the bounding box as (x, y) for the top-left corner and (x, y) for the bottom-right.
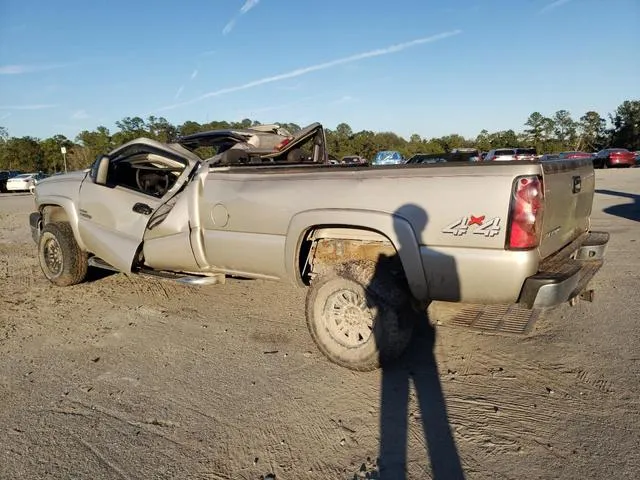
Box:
(610, 157), (635, 166)
(518, 231), (609, 309)
(6, 183), (29, 191)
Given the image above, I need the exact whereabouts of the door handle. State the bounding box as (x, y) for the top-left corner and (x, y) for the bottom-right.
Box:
(572, 176), (581, 194)
(133, 202), (152, 215)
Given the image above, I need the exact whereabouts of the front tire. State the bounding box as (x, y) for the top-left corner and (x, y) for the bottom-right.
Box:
(38, 222), (88, 286)
(305, 261), (415, 371)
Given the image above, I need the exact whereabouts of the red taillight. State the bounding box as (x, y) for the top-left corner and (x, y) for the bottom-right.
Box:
(507, 175), (544, 250)
(274, 137), (292, 151)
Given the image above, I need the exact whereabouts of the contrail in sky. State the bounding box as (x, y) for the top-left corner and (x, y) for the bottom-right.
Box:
(154, 29), (462, 112)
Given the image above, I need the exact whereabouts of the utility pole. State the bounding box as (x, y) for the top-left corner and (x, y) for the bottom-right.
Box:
(60, 146), (68, 173)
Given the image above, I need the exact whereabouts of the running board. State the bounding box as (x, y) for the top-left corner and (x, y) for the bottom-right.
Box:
(88, 258), (226, 286)
(88, 257), (120, 272)
(176, 275), (226, 286)
(137, 267), (226, 286)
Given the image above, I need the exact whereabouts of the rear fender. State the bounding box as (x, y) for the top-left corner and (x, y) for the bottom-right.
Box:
(285, 209), (429, 303)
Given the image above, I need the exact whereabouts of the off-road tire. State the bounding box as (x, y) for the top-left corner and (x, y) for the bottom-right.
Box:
(38, 222), (88, 287)
(305, 260), (415, 371)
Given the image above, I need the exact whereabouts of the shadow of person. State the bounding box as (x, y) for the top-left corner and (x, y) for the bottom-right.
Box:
(368, 204), (465, 479)
(595, 189), (640, 222)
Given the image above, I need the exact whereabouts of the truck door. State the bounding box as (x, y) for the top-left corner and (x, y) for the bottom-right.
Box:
(77, 141), (199, 272)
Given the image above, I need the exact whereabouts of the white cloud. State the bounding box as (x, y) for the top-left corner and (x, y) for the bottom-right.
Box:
(0, 63), (69, 75)
(173, 69), (197, 100)
(539, 0), (572, 14)
(223, 0), (261, 35)
(222, 19), (236, 35)
(0, 104), (59, 110)
(0, 112), (12, 121)
(240, 0), (260, 14)
(154, 30), (462, 113)
(71, 109), (90, 120)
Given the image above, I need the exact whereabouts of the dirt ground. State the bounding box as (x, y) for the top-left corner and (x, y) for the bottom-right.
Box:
(1, 169), (639, 480)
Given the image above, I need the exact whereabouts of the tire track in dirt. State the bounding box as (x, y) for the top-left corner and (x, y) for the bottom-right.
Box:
(436, 345), (631, 461)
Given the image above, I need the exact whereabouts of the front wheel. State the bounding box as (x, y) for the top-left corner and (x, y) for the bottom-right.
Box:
(38, 222), (88, 286)
(305, 261), (415, 371)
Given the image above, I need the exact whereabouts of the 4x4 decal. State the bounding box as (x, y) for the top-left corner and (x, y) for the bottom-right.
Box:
(443, 215), (501, 237)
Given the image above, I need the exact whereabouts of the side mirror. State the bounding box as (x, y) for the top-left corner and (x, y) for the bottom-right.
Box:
(93, 156), (110, 185)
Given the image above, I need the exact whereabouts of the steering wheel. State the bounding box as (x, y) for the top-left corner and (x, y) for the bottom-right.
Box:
(136, 168), (170, 196)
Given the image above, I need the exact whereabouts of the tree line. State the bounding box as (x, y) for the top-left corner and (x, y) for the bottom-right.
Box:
(0, 99), (638, 173)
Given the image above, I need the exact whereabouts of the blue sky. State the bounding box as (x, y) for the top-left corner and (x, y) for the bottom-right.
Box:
(1, 0), (638, 141)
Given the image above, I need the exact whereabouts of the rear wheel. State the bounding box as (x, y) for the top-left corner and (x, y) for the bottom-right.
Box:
(305, 261), (415, 371)
(38, 222), (88, 286)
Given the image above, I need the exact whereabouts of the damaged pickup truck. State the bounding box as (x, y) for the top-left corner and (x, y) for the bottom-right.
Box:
(29, 122), (609, 371)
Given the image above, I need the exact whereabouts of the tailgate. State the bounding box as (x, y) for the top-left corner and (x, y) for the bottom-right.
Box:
(538, 158), (595, 259)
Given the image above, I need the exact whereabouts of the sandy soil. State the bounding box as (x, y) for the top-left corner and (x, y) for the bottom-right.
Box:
(1, 170), (639, 480)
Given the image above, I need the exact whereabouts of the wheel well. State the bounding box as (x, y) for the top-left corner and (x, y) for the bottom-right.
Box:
(298, 226), (401, 285)
(41, 205), (70, 225)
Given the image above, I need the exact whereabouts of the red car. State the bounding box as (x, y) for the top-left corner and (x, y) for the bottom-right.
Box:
(593, 148), (636, 168)
(558, 151), (594, 159)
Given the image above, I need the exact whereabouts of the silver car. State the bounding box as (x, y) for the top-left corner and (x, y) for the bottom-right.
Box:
(484, 148), (537, 161)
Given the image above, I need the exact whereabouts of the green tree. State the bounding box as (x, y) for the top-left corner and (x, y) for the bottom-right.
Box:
(40, 135), (73, 173)
(112, 116), (147, 145)
(475, 129), (491, 152)
(487, 130), (519, 149)
(524, 112), (553, 149)
(2, 136), (43, 171)
(577, 111), (607, 151)
(335, 123), (353, 139)
(609, 99), (640, 150)
(178, 120), (204, 136)
(552, 110), (577, 148)
(435, 134), (467, 153)
(146, 116), (178, 143)
(350, 130), (377, 160)
(75, 126), (113, 165)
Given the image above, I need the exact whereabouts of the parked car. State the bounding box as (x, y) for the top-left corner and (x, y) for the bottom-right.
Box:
(484, 148), (537, 162)
(6, 172), (47, 192)
(406, 153), (447, 164)
(0, 170), (23, 192)
(340, 155), (368, 165)
(451, 148), (481, 162)
(371, 150), (404, 166)
(592, 148), (636, 168)
(558, 151), (594, 160)
(29, 122), (609, 371)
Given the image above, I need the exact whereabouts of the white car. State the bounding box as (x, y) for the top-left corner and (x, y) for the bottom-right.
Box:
(484, 148), (538, 162)
(6, 172), (46, 192)
(484, 148), (537, 162)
